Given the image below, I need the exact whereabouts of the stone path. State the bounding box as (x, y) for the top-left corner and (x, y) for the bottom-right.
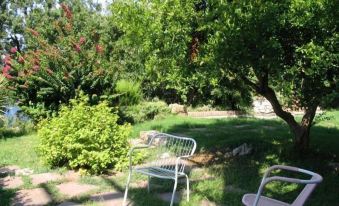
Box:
(31, 172), (63, 185)
(0, 176), (23, 189)
(12, 188), (52, 205)
(0, 165), (219, 206)
(56, 182), (98, 197)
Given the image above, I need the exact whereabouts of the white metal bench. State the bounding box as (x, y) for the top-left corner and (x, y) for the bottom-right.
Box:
(123, 132), (197, 206)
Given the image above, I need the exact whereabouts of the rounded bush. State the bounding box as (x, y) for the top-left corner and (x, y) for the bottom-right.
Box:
(37, 94), (131, 174)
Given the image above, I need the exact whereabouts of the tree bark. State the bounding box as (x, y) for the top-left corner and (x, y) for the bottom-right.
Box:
(242, 75), (318, 152)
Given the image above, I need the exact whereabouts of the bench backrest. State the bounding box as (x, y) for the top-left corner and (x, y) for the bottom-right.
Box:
(148, 133), (197, 173)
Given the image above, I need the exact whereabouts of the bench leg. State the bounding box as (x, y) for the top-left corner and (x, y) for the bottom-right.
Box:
(170, 177), (178, 206)
(123, 170), (132, 206)
(185, 174), (190, 201)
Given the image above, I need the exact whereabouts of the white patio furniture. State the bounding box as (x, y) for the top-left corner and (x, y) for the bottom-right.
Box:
(123, 132), (197, 206)
(242, 165), (323, 206)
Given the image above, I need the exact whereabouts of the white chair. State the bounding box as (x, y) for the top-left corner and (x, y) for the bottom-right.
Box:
(242, 165), (323, 206)
(123, 132), (197, 206)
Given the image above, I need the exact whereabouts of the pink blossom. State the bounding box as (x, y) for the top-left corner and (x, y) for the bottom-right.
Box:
(61, 3), (72, 20)
(79, 37), (86, 45)
(95, 44), (104, 54)
(74, 44), (81, 52)
(10, 47), (17, 53)
(3, 55), (11, 65)
(33, 65), (40, 71)
(2, 65), (11, 73)
(18, 56), (25, 64)
(2, 65), (13, 79)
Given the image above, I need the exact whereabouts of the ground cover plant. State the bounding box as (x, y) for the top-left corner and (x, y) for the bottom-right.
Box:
(0, 111), (338, 205)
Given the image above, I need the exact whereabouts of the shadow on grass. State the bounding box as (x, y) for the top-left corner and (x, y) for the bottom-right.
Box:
(0, 188), (16, 206)
(0, 128), (28, 140)
(135, 117), (339, 205)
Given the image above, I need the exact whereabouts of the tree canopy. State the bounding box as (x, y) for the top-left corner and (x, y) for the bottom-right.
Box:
(203, 0), (338, 150)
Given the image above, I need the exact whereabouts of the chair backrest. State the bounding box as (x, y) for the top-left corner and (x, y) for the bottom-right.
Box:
(291, 176), (319, 206)
(148, 133), (197, 173)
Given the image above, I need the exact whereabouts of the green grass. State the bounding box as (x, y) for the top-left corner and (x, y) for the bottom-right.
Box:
(0, 133), (50, 173)
(0, 110), (338, 205)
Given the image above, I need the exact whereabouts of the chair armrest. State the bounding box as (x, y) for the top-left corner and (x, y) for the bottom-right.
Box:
(128, 144), (150, 156)
(264, 175), (322, 185)
(263, 165), (322, 180)
(127, 144), (151, 170)
(253, 165), (322, 206)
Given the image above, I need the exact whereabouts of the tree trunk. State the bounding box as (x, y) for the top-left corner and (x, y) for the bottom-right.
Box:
(256, 84), (318, 152)
(293, 125), (311, 152)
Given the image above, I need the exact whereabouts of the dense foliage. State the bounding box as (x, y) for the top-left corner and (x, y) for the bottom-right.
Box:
(37, 94), (131, 174)
(1, 0), (338, 152)
(119, 99), (170, 124)
(110, 0), (252, 108)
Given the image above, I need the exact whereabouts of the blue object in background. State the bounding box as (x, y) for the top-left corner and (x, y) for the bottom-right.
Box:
(4, 106), (21, 127)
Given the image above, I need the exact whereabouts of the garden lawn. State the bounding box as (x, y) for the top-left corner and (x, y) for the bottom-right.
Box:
(0, 133), (50, 173)
(0, 110), (338, 205)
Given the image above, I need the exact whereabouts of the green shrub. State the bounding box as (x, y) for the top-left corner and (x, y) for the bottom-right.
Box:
(116, 79), (143, 106)
(120, 100), (170, 124)
(37, 94), (131, 174)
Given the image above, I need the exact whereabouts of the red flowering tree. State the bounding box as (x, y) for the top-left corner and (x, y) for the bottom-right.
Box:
(3, 3), (120, 120)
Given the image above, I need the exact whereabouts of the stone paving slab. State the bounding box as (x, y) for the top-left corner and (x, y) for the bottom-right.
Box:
(12, 188), (52, 206)
(90, 191), (131, 206)
(31, 172), (63, 185)
(56, 182), (98, 198)
(0, 176), (23, 189)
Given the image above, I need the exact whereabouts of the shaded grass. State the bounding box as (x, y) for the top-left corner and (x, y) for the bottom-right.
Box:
(130, 111), (339, 205)
(0, 111), (338, 205)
